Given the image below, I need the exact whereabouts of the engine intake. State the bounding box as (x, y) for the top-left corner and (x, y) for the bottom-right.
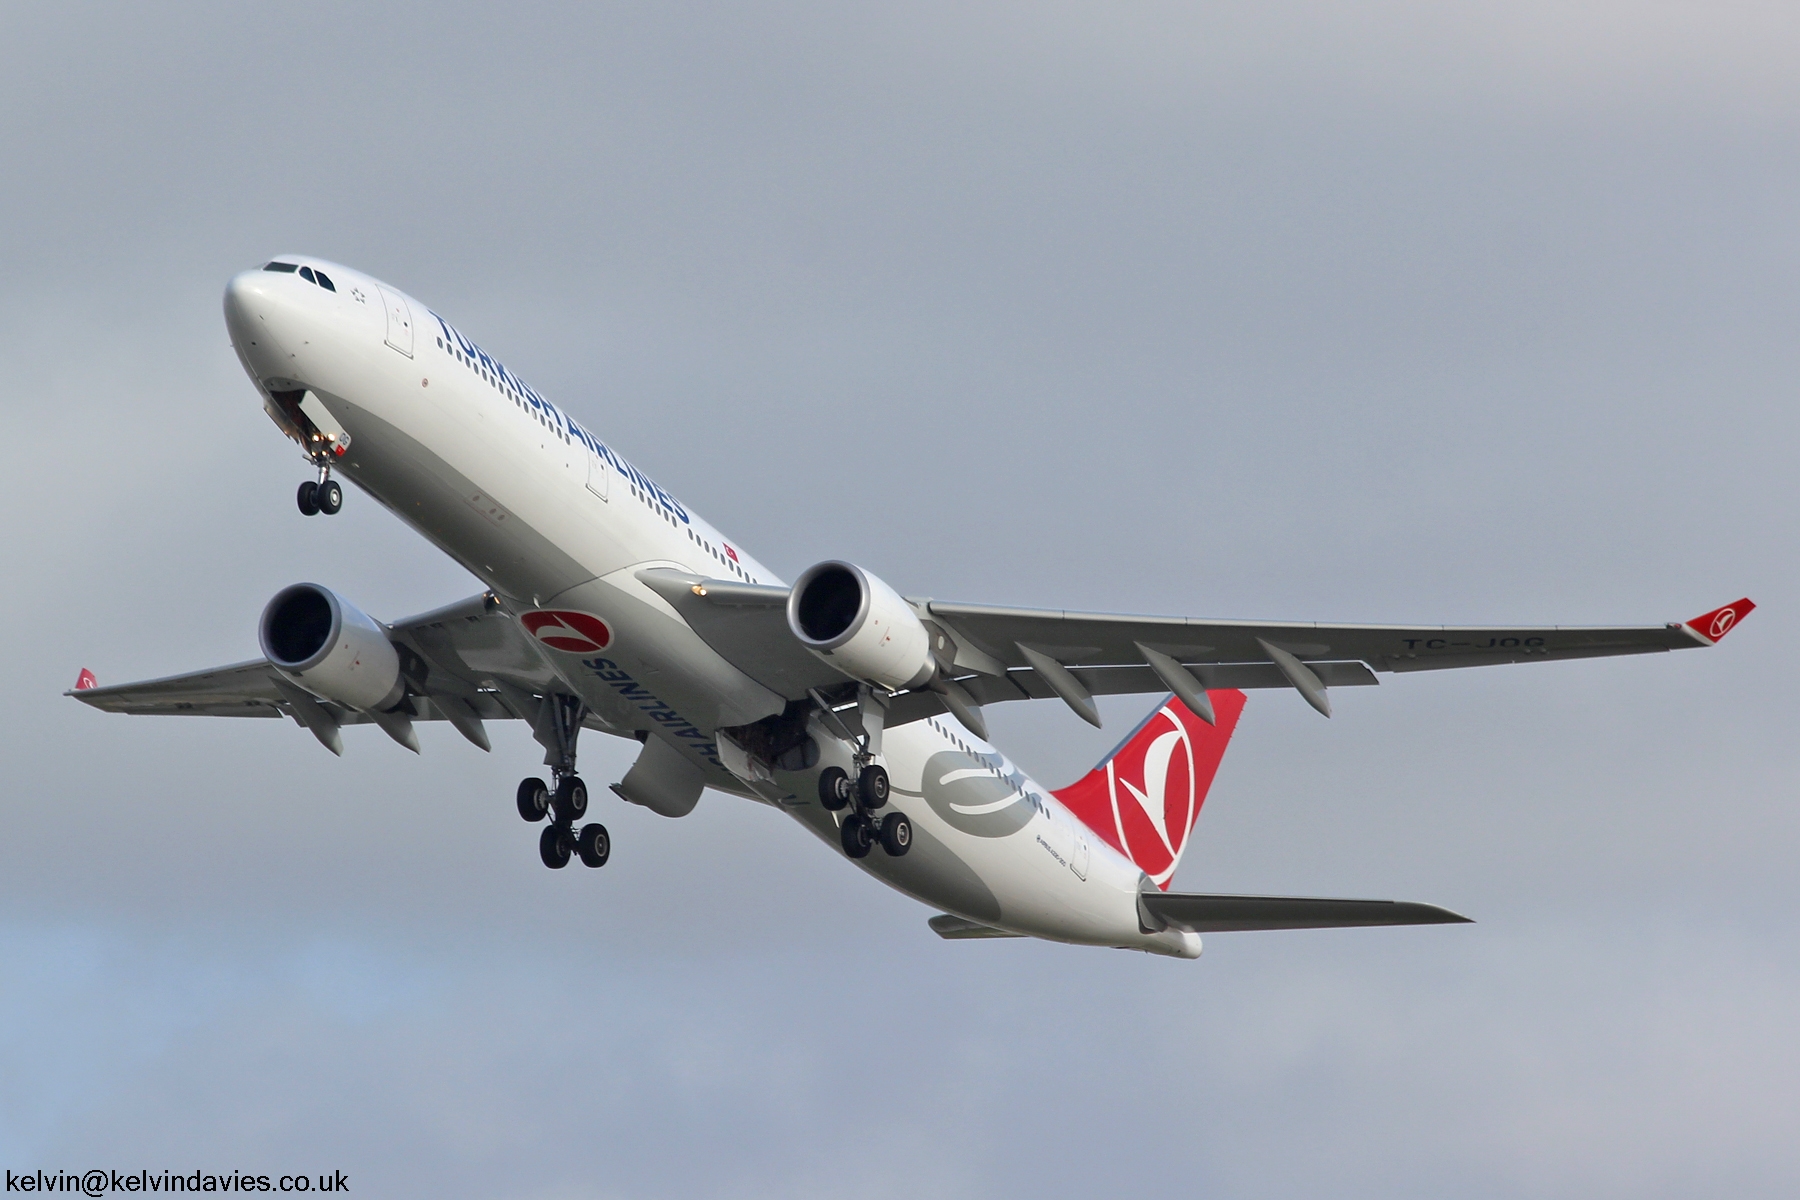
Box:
(259, 583), (403, 713)
(787, 561), (934, 692)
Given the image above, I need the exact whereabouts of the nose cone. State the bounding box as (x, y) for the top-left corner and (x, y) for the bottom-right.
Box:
(224, 268), (293, 382)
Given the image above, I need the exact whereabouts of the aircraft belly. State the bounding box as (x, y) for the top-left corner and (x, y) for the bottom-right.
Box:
(777, 721), (1155, 948)
(321, 394), (598, 603)
(542, 573), (786, 730)
(786, 800), (1007, 924)
(311, 379), (783, 785)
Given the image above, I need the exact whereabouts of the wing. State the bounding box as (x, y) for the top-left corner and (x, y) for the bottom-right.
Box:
(917, 595), (1754, 719)
(69, 593), (575, 753)
(928, 598), (1751, 677)
(1141, 892), (1472, 933)
(71, 659), (290, 718)
(636, 565), (1754, 727)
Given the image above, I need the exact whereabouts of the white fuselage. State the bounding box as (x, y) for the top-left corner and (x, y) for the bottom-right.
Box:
(224, 259), (1200, 957)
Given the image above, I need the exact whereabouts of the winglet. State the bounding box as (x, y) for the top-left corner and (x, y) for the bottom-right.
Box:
(1685, 598), (1755, 645)
(74, 668), (97, 691)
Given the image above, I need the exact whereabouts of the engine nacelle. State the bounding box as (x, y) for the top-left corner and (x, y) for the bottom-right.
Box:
(259, 583), (403, 713)
(787, 561), (935, 691)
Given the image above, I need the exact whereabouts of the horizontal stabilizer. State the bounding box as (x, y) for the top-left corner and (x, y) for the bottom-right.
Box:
(928, 914), (1025, 940)
(1141, 891), (1471, 933)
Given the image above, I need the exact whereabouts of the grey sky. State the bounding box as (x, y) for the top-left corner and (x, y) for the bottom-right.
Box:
(2, 3), (1796, 1196)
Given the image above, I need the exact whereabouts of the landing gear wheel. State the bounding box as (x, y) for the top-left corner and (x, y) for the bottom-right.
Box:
(818, 766), (852, 812)
(316, 478), (343, 514)
(840, 812), (874, 859)
(296, 480), (319, 515)
(539, 824), (572, 869)
(857, 764), (890, 810)
(554, 776), (588, 822)
(577, 823), (611, 868)
(516, 777), (550, 823)
(879, 811), (912, 857)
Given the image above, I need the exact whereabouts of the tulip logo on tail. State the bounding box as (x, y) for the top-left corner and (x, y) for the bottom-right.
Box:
(522, 610), (613, 654)
(1053, 689), (1246, 889)
(1685, 597), (1756, 646)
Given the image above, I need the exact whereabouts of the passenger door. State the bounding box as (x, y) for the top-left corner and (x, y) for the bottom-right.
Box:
(377, 285), (414, 357)
(585, 445), (609, 501)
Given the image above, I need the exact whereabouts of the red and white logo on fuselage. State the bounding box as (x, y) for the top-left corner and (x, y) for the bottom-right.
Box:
(521, 610), (613, 654)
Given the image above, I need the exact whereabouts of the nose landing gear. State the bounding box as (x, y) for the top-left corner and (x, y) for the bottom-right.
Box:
(297, 467), (343, 516)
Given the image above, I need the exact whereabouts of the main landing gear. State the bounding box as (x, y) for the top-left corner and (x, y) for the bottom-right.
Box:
(518, 774), (610, 869)
(819, 764), (911, 860)
(809, 685), (911, 861)
(517, 692), (609, 870)
(296, 464), (343, 517)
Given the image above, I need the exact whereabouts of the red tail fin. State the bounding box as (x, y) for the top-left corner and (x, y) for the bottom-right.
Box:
(1052, 690), (1245, 890)
(74, 668), (97, 691)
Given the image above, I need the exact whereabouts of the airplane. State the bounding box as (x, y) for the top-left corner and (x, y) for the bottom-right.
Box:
(69, 256), (1756, 958)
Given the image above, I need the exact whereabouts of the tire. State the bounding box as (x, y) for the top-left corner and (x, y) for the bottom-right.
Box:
(879, 811), (912, 857)
(539, 824), (572, 869)
(857, 764), (890, 811)
(840, 813), (874, 860)
(317, 478), (343, 514)
(817, 766), (851, 812)
(296, 480), (319, 516)
(555, 776), (588, 822)
(577, 823), (611, 868)
(516, 777), (550, 823)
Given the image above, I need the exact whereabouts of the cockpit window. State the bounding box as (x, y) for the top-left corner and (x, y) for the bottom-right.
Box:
(313, 270), (335, 292)
(299, 266), (316, 283)
(264, 261), (299, 273)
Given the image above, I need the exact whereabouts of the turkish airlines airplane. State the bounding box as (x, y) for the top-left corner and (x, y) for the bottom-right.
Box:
(71, 257), (1755, 958)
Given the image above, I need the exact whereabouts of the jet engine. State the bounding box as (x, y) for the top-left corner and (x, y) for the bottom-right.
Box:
(259, 583), (404, 713)
(787, 561), (934, 691)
